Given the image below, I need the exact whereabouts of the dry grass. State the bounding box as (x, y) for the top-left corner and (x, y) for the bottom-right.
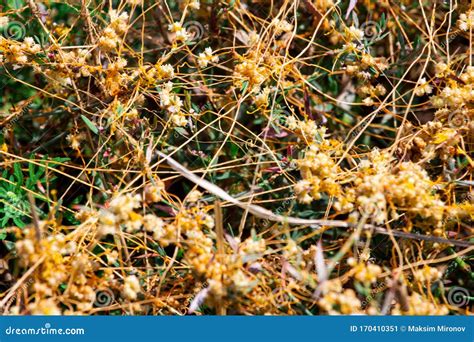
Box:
(0, 0), (472, 315)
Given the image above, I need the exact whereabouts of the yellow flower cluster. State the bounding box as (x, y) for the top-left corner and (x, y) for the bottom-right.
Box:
(198, 47), (219, 68)
(413, 266), (443, 283)
(286, 117), (321, 140)
(188, 0), (200, 10)
(295, 145), (341, 203)
(13, 227), (102, 314)
(158, 82), (187, 127)
(166, 206), (263, 302)
(98, 193), (143, 236)
(122, 275), (141, 300)
(457, 10), (474, 31)
(0, 36), (41, 65)
(104, 58), (128, 96)
(397, 121), (461, 162)
(414, 77), (433, 96)
(346, 26), (365, 41)
(392, 292), (449, 315)
(253, 87), (272, 108)
(355, 150), (444, 225)
(234, 56), (270, 89)
(348, 258), (382, 285)
(168, 22), (189, 42)
(359, 83), (387, 106)
(239, 237), (266, 256)
(293, 127), (352, 211)
(98, 10), (129, 51)
(344, 51), (389, 80)
(431, 64), (474, 111)
(271, 18), (294, 34)
(318, 280), (362, 314)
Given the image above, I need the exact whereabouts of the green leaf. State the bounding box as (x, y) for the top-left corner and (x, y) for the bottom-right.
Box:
(116, 103), (124, 117)
(241, 80), (249, 94)
(327, 76), (339, 94)
(174, 127), (188, 137)
(81, 115), (99, 135)
(354, 281), (369, 296)
(341, 113), (354, 125)
(4, 240), (15, 250)
(13, 217), (26, 228)
(28, 160), (36, 181)
(191, 103), (200, 114)
(215, 171), (231, 180)
(1, 216), (8, 227)
(379, 13), (386, 27)
(229, 142), (239, 159)
(176, 248), (185, 260)
(13, 163), (23, 185)
(7, 0), (24, 10)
